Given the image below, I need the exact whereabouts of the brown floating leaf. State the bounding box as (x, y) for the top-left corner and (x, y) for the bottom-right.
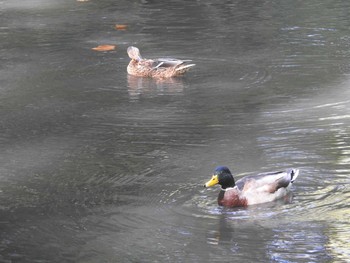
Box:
(92, 45), (116, 51)
(115, 24), (128, 30)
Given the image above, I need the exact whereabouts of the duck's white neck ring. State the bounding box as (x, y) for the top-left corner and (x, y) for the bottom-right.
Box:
(221, 187), (236, 192)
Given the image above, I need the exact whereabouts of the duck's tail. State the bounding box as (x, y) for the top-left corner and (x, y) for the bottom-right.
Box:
(290, 169), (299, 183)
(175, 63), (196, 72)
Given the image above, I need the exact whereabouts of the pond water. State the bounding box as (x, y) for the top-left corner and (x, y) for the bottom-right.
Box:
(1, 0), (350, 262)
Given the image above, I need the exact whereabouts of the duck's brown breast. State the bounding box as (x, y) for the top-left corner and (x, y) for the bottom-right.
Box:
(218, 189), (248, 207)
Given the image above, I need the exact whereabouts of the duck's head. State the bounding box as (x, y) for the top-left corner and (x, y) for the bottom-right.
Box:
(127, 46), (142, 61)
(204, 166), (235, 189)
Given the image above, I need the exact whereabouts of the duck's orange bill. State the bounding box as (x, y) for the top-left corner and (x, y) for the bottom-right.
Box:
(204, 175), (219, 187)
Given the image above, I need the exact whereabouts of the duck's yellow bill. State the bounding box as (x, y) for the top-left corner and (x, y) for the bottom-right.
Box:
(204, 174), (219, 187)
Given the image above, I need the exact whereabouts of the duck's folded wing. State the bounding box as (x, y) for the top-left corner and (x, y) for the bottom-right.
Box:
(154, 58), (187, 68)
(236, 169), (299, 193)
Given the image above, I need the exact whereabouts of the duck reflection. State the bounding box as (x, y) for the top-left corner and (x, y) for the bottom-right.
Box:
(206, 215), (237, 247)
(205, 195), (296, 255)
(127, 75), (185, 100)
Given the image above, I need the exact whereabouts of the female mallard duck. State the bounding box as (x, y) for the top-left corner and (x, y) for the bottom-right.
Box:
(127, 46), (195, 78)
(204, 166), (299, 207)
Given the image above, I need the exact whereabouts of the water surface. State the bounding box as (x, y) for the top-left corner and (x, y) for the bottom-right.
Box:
(1, 0), (350, 262)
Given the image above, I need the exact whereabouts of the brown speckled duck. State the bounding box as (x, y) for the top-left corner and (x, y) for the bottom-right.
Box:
(204, 166), (299, 207)
(127, 46), (195, 78)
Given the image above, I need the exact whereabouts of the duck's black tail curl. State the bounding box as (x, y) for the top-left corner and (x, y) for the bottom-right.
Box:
(290, 169), (300, 183)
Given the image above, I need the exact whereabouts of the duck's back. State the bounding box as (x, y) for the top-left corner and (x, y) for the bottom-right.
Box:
(236, 169), (299, 192)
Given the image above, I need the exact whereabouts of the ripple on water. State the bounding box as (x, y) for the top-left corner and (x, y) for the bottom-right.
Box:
(326, 222), (350, 260)
(74, 162), (350, 263)
(268, 221), (333, 262)
(239, 67), (272, 87)
(195, 57), (273, 91)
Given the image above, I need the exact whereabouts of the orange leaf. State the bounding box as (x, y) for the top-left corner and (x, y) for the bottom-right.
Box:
(115, 24), (128, 30)
(92, 45), (116, 51)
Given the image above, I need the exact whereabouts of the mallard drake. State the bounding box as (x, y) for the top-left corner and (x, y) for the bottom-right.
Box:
(204, 166), (299, 207)
(127, 46), (195, 78)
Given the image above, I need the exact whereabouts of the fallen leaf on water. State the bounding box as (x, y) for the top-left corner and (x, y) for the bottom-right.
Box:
(77, 0), (89, 2)
(115, 24), (128, 30)
(92, 45), (116, 51)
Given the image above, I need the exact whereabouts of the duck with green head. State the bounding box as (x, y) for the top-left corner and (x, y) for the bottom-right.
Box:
(204, 166), (299, 207)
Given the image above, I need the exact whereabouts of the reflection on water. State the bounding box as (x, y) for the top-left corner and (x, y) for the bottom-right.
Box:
(268, 222), (332, 262)
(127, 75), (185, 99)
(1, 0), (350, 262)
